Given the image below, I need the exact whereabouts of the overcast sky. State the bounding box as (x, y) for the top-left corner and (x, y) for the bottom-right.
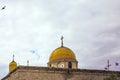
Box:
(0, 0), (120, 79)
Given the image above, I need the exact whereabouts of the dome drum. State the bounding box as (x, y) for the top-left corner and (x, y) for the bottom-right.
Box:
(48, 60), (78, 69)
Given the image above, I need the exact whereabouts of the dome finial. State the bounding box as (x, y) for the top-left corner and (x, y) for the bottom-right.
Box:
(61, 36), (64, 47)
(13, 54), (14, 61)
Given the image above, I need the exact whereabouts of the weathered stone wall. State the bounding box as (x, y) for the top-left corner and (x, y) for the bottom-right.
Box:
(2, 66), (120, 80)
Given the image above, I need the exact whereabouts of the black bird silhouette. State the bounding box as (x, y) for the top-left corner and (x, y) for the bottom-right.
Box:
(1, 6), (6, 10)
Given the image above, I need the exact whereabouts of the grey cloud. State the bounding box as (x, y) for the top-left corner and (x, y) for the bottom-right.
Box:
(0, 0), (120, 79)
(89, 26), (120, 66)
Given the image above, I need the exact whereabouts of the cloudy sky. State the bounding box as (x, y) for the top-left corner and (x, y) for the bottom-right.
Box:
(0, 0), (120, 79)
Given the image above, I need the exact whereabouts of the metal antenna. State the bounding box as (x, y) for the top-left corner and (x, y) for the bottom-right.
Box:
(27, 60), (29, 66)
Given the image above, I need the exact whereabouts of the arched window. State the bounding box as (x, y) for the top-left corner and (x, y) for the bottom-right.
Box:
(68, 61), (72, 69)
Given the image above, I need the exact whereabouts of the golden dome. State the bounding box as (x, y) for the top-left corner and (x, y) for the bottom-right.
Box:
(49, 46), (76, 62)
(9, 55), (17, 72)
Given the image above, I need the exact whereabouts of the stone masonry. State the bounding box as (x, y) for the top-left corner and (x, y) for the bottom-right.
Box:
(2, 66), (120, 80)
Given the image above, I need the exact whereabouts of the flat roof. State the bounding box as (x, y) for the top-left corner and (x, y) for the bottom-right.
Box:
(2, 66), (120, 80)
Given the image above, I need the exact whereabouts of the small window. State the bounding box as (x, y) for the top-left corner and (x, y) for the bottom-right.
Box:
(60, 64), (64, 68)
(68, 62), (72, 69)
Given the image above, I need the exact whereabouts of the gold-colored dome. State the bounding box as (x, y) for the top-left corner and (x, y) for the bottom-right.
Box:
(9, 55), (17, 72)
(49, 46), (76, 62)
(9, 60), (17, 72)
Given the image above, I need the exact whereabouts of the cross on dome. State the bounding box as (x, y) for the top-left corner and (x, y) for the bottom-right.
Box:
(61, 36), (64, 47)
(13, 54), (14, 61)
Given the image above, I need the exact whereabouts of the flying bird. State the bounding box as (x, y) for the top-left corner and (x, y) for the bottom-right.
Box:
(1, 6), (6, 10)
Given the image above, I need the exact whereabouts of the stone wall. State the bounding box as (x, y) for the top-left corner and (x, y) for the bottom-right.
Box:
(2, 66), (120, 80)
